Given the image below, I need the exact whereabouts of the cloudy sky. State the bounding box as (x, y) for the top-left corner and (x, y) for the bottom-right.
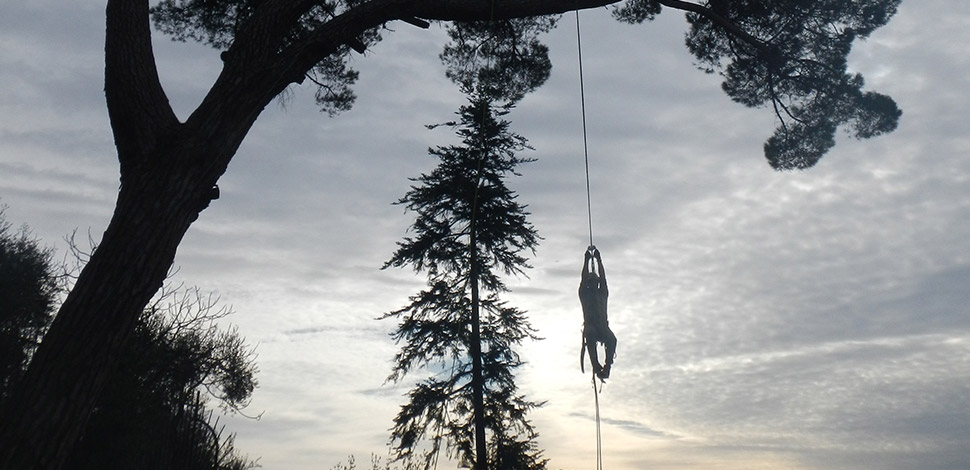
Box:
(2, 1), (969, 469)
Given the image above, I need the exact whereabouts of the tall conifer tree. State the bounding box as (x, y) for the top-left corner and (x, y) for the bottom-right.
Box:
(382, 94), (545, 470)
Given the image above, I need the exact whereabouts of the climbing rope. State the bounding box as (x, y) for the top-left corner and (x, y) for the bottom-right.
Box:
(575, 10), (594, 247)
(576, 9), (604, 470)
(592, 372), (603, 470)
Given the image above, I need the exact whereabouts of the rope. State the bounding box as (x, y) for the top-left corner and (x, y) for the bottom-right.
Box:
(576, 11), (603, 470)
(575, 10), (594, 247)
(592, 372), (603, 470)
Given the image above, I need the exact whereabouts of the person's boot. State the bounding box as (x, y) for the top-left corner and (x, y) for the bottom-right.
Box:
(598, 363), (611, 379)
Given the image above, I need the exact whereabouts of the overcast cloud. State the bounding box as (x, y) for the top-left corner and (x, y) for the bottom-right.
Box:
(1, 1), (969, 469)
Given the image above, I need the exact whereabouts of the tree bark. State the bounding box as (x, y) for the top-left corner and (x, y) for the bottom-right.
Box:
(0, 163), (209, 468)
(469, 228), (488, 470)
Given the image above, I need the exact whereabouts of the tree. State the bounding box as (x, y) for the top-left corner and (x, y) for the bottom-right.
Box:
(0, 207), (58, 402)
(0, 1), (902, 468)
(382, 17), (549, 470)
(382, 94), (545, 470)
(0, 212), (258, 469)
(67, 285), (259, 470)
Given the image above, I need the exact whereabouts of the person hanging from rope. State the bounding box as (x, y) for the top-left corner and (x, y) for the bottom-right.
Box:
(579, 246), (617, 380)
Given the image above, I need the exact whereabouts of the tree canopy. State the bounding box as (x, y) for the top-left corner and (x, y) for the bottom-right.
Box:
(150, 0), (901, 168)
(675, 0), (903, 168)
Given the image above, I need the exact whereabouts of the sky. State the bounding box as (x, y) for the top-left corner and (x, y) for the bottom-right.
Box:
(2, 1), (969, 469)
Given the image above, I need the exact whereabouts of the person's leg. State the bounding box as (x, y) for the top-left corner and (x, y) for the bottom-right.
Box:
(585, 331), (603, 375)
(580, 332), (587, 373)
(600, 328), (617, 379)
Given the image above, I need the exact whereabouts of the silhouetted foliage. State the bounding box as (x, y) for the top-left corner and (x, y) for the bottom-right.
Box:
(150, 0), (902, 168)
(68, 284), (260, 470)
(331, 454), (407, 470)
(0, 220), (258, 470)
(151, 0), (381, 116)
(0, 206), (58, 401)
(613, 0), (662, 23)
(616, 0), (902, 169)
(382, 96), (545, 470)
(442, 17), (558, 103)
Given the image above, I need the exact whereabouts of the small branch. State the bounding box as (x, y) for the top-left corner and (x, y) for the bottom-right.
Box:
(657, 0), (771, 56)
(402, 16), (431, 29)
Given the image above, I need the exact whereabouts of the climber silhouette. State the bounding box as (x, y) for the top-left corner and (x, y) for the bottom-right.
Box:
(579, 246), (616, 380)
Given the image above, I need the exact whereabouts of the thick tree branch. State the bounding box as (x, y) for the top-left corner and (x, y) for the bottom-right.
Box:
(166, 0), (785, 210)
(186, 0), (628, 178)
(273, 0), (620, 91)
(104, 0), (179, 166)
(407, 0), (619, 21)
(188, 0), (780, 188)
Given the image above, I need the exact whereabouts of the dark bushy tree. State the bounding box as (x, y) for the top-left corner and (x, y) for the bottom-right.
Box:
(0, 214), (258, 470)
(0, 207), (58, 401)
(68, 285), (259, 470)
(382, 95), (544, 470)
(1, 2), (902, 467)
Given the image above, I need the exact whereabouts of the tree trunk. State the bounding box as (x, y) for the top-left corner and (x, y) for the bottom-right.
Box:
(469, 226), (488, 470)
(0, 1), (277, 465)
(0, 158), (217, 469)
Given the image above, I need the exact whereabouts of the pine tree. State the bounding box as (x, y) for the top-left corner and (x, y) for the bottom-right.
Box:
(382, 95), (545, 470)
